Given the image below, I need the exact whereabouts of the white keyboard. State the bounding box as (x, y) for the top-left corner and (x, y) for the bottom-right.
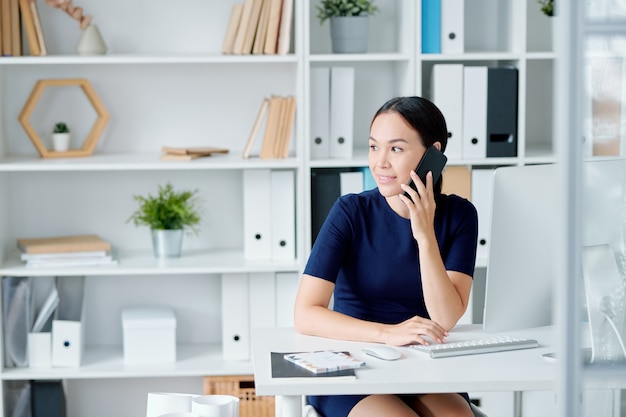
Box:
(410, 336), (539, 358)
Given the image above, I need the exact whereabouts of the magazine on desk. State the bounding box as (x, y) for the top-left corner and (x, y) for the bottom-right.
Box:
(271, 351), (365, 380)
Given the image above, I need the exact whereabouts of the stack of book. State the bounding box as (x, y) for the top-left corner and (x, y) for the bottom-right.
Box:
(242, 95), (296, 159)
(160, 146), (230, 161)
(17, 234), (117, 268)
(221, 0), (293, 55)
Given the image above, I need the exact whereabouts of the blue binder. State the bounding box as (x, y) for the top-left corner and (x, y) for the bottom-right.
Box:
(422, 0), (441, 53)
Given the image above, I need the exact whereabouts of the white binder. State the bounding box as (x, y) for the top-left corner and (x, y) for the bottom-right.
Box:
(329, 67), (355, 159)
(310, 66), (331, 159)
(471, 168), (494, 261)
(462, 66), (488, 159)
(441, 0), (464, 54)
(221, 273), (250, 361)
(275, 272), (299, 327)
(243, 169), (272, 260)
(431, 64), (464, 159)
(270, 170), (295, 261)
(249, 272), (277, 328)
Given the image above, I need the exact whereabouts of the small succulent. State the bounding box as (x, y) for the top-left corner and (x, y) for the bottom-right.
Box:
(53, 122), (69, 134)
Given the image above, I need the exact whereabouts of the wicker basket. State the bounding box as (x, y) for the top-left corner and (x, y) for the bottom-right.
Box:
(203, 375), (275, 417)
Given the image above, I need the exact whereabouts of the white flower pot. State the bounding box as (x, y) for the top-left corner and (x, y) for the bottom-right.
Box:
(52, 133), (70, 152)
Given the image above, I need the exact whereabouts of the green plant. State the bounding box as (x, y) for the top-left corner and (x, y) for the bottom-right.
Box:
(127, 182), (203, 234)
(53, 122), (69, 134)
(316, 0), (378, 25)
(538, 0), (553, 17)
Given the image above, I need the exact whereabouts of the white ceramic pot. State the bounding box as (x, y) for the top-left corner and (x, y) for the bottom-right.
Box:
(52, 133), (70, 152)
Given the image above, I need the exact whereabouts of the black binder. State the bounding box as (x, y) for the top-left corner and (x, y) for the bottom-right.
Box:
(30, 380), (66, 417)
(486, 67), (518, 157)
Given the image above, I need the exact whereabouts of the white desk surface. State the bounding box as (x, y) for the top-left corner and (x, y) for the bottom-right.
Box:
(252, 325), (558, 397)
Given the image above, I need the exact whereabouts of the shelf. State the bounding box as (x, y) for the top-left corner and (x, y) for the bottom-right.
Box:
(0, 249), (301, 277)
(1, 344), (253, 380)
(0, 153), (300, 172)
(309, 53), (411, 63)
(0, 54), (299, 66)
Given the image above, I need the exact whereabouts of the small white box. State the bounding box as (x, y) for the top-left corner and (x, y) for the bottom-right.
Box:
(28, 332), (52, 368)
(122, 307), (176, 364)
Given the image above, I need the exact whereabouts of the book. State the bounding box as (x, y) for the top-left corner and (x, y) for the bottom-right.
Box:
(10, 0), (20, 56)
(222, 3), (244, 54)
(17, 234), (111, 254)
(159, 153), (204, 161)
(259, 95), (282, 159)
(276, 0), (293, 55)
(241, 0), (264, 54)
(29, 0), (46, 55)
(242, 97), (269, 159)
(263, 0), (282, 54)
(18, 0), (40, 56)
(161, 146), (230, 156)
(283, 350), (365, 374)
(272, 95), (288, 157)
(252, 0), (270, 55)
(231, 0), (255, 54)
(25, 256), (117, 269)
(21, 250), (108, 261)
(278, 95), (296, 158)
(2, 0), (11, 55)
(271, 352), (358, 380)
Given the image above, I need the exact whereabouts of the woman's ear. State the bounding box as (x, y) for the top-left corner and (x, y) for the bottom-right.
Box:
(433, 142), (442, 151)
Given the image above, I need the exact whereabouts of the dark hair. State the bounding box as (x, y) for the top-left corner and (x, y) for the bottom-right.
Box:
(371, 96), (448, 193)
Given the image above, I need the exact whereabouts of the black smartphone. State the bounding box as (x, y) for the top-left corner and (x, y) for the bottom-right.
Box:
(403, 146), (448, 200)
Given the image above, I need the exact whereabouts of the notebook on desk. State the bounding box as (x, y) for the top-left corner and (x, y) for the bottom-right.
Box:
(270, 352), (358, 380)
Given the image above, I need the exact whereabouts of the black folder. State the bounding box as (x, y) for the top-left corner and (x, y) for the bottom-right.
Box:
(486, 67), (518, 157)
(30, 380), (66, 417)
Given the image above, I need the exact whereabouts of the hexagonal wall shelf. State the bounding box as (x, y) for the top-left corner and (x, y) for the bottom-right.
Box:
(18, 78), (110, 158)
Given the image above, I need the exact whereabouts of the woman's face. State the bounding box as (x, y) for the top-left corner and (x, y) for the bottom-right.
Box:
(368, 112), (427, 198)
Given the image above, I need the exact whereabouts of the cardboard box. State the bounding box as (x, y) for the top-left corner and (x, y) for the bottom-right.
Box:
(122, 307), (176, 364)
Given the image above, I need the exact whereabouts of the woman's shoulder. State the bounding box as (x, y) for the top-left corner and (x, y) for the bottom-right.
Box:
(337, 188), (381, 208)
(438, 193), (478, 216)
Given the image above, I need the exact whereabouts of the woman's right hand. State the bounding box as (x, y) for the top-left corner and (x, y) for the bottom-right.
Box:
(383, 315), (448, 346)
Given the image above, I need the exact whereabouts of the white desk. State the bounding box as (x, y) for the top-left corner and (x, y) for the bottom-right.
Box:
(252, 325), (558, 417)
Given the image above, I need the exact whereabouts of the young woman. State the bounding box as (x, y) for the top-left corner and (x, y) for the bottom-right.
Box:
(294, 96), (478, 417)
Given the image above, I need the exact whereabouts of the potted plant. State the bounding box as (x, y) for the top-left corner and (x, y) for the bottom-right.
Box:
(52, 122), (70, 152)
(537, 0), (554, 17)
(127, 182), (203, 258)
(316, 0), (378, 53)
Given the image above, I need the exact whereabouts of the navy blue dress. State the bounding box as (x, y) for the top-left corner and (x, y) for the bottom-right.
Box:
(304, 189), (478, 417)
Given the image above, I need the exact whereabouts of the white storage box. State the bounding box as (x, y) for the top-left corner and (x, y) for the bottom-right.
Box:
(122, 307), (176, 364)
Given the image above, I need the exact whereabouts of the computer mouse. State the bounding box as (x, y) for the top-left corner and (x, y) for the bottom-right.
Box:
(362, 345), (402, 361)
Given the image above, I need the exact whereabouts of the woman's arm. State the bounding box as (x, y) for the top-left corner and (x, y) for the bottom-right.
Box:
(294, 274), (448, 346)
(401, 171), (473, 330)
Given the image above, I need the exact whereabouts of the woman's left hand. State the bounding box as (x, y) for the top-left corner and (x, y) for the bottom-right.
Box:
(400, 170), (437, 243)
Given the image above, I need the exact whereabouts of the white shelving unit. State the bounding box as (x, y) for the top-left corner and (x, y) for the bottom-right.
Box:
(0, 1), (556, 416)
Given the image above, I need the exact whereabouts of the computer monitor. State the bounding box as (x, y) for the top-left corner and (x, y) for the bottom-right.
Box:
(482, 163), (561, 332)
(483, 159), (626, 335)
